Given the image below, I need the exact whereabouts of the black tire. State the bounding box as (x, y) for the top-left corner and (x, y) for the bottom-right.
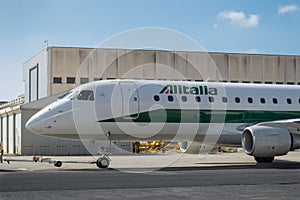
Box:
(96, 157), (110, 168)
(54, 161), (62, 167)
(254, 156), (274, 163)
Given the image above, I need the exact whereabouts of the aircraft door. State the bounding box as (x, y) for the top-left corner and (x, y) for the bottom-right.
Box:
(119, 82), (139, 118)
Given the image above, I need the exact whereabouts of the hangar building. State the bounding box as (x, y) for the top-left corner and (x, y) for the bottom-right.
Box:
(1, 46), (300, 155)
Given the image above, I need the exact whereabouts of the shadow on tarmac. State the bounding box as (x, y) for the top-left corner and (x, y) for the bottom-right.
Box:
(160, 159), (300, 171)
(42, 159), (300, 173)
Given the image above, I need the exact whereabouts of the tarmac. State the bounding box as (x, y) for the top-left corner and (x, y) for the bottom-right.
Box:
(1, 149), (300, 171)
(1, 151), (300, 200)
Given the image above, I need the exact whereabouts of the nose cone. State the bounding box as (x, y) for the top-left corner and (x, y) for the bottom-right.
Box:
(26, 116), (42, 135)
(25, 100), (76, 137)
(25, 106), (53, 135)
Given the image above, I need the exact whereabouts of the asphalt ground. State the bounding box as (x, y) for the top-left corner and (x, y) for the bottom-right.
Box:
(1, 151), (300, 200)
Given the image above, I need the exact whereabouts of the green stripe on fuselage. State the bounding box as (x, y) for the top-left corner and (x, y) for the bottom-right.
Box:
(98, 109), (300, 123)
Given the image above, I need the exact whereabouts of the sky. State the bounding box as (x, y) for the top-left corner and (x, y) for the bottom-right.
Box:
(0, 0), (300, 101)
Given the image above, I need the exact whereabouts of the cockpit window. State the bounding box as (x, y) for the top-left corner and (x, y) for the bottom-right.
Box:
(58, 90), (77, 100)
(77, 90), (94, 101)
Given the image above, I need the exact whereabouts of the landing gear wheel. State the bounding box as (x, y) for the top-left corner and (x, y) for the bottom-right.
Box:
(96, 157), (110, 168)
(54, 161), (62, 167)
(254, 156), (274, 163)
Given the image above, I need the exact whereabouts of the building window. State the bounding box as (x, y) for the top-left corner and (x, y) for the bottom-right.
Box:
(94, 78), (102, 81)
(273, 98), (278, 104)
(248, 97), (253, 104)
(53, 77), (62, 84)
(222, 97), (228, 103)
(168, 95), (174, 102)
(260, 98), (266, 104)
(154, 95), (160, 101)
(195, 96), (201, 102)
(287, 98), (292, 104)
(80, 77), (89, 84)
(29, 64), (39, 102)
(235, 97), (240, 103)
(67, 77), (76, 84)
(181, 96), (187, 102)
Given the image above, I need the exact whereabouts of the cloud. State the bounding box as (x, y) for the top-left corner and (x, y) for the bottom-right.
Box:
(218, 11), (260, 28)
(278, 4), (299, 15)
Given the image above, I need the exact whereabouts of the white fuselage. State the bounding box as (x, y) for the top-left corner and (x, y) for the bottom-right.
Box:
(26, 80), (300, 147)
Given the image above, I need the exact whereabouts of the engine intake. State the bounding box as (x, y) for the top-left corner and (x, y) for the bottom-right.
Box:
(242, 126), (292, 157)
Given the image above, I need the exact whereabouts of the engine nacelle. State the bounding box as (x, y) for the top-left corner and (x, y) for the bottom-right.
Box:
(242, 126), (292, 157)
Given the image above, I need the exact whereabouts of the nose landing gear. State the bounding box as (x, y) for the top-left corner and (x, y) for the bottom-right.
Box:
(95, 147), (111, 168)
(96, 156), (110, 168)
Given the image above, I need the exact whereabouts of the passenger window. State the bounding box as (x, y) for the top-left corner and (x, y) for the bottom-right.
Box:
(260, 98), (266, 104)
(287, 98), (292, 104)
(77, 90), (94, 101)
(272, 98), (278, 104)
(195, 96), (201, 102)
(154, 95), (160, 101)
(168, 95), (174, 102)
(208, 96), (214, 103)
(235, 97), (240, 103)
(222, 97), (228, 103)
(248, 97), (253, 104)
(181, 96), (187, 102)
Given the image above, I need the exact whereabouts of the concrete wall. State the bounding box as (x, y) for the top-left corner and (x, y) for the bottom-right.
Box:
(45, 47), (300, 98)
(0, 109), (21, 154)
(24, 47), (300, 99)
(1, 115), (7, 153)
(23, 49), (49, 103)
(15, 113), (21, 154)
(23, 47), (300, 100)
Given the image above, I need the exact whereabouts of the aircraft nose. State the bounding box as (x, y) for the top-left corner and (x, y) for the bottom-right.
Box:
(25, 116), (42, 134)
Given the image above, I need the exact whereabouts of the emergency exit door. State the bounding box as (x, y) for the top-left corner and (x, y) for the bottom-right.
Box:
(119, 82), (139, 118)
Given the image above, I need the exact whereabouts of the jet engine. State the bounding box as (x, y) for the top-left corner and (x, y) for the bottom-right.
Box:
(242, 125), (295, 162)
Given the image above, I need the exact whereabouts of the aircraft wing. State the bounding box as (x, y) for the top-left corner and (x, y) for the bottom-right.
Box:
(257, 118), (300, 135)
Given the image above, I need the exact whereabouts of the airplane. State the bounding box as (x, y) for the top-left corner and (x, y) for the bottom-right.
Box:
(26, 79), (300, 168)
